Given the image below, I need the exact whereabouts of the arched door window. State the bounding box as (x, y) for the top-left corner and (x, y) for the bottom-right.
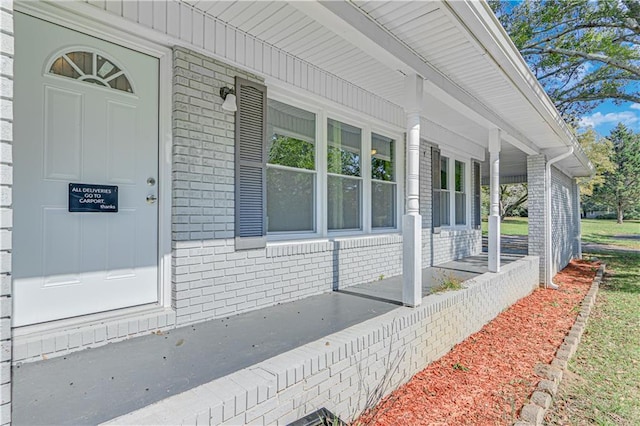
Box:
(49, 50), (133, 93)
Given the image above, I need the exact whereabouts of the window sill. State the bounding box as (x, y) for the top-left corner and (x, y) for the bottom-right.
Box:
(265, 232), (403, 257)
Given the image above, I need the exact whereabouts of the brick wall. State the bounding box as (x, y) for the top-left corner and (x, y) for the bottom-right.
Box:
(527, 154), (546, 281)
(171, 48), (405, 326)
(108, 256), (540, 425)
(528, 155), (580, 282)
(551, 166), (580, 275)
(0, 1), (12, 424)
(419, 141), (480, 267)
(432, 229), (481, 265)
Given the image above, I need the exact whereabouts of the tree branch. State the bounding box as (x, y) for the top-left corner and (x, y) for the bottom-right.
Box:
(557, 92), (640, 106)
(524, 23), (638, 50)
(521, 47), (640, 76)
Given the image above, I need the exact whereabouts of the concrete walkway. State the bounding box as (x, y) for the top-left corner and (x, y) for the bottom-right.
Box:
(481, 233), (640, 256)
(482, 235), (529, 255)
(12, 255), (520, 425)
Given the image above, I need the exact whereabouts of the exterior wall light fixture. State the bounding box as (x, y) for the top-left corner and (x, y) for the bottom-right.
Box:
(219, 86), (237, 112)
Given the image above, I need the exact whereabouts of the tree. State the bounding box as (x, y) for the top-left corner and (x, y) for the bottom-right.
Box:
(591, 123), (640, 222)
(576, 128), (615, 198)
(490, 0), (640, 120)
(481, 183), (528, 220)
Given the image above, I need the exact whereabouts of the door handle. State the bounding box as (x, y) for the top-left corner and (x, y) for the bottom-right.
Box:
(146, 195), (157, 204)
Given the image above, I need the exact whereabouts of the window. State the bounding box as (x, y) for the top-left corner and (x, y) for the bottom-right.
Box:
(266, 100), (316, 233)
(258, 96), (402, 240)
(327, 119), (362, 231)
(473, 161), (481, 229)
(433, 153), (470, 230)
(49, 50), (133, 93)
(455, 160), (466, 225)
(440, 156), (451, 226)
(371, 133), (396, 228)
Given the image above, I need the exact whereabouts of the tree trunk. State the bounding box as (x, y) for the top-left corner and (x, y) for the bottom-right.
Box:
(617, 202), (624, 224)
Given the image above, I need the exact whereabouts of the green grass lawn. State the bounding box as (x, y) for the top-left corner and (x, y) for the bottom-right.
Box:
(481, 217), (640, 249)
(481, 217), (529, 236)
(581, 219), (640, 249)
(545, 251), (640, 425)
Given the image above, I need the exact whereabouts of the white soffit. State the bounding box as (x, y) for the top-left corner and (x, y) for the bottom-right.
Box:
(185, 0), (406, 103)
(352, 1), (555, 144)
(350, 0), (591, 176)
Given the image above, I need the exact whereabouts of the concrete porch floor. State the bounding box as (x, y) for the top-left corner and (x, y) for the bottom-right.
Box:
(12, 254), (522, 425)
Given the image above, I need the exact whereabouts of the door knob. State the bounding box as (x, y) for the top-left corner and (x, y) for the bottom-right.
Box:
(146, 195), (157, 204)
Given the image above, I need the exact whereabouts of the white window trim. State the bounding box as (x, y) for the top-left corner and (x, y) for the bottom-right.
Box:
(266, 88), (404, 242)
(440, 150), (472, 231)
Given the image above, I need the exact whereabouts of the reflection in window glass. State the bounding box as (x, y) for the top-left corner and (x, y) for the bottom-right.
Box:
(267, 168), (315, 232)
(328, 119), (362, 230)
(372, 182), (396, 228)
(266, 99), (317, 233)
(328, 176), (361, 230)
(441, 156), (450, 226)
(371, 133), (396, 228)
(371, 133), (394, 182)
(327, 119), (361, 177)
(441, 157), (448, 190)
(455, 160), (466, 225)
(267, 99), (316, 170)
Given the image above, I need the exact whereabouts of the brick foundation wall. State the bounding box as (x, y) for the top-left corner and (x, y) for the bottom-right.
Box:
(0, 2), (12, 423)
(108, 256), (540, 426)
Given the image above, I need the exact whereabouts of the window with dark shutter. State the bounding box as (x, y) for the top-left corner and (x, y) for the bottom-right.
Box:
(431, 147), (441, 233)
(473, 161), (481, 229)
(235, 77), (267, 249)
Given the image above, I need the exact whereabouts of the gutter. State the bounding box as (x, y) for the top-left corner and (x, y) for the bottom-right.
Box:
(544, 147), (574, 289)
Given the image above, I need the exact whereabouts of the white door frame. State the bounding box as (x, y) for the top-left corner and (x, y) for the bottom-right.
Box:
(15, 1), (173, 319)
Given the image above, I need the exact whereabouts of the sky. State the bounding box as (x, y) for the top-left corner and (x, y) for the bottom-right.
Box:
(578, 101), (640, 137)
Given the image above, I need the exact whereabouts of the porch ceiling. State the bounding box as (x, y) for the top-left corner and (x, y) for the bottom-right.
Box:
(179, 1), (590, 178)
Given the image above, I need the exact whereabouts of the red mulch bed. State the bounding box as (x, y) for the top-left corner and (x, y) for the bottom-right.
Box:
(356, 259), (599, 426)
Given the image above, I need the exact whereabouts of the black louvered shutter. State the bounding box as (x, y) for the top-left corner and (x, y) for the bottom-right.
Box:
(431, 147), (441, 233)
(235, 77), (267, 249)
(473, 161), (481, 229)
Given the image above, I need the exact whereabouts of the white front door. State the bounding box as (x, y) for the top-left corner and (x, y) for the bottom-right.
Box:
(13, 13), (160, 326)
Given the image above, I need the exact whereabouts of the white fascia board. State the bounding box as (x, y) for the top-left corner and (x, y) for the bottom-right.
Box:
(305, 0), (542, 158)
(444, 0), (593, 175)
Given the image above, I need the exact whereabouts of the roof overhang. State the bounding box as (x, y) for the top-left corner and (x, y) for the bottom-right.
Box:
(55, 0), (593, 180)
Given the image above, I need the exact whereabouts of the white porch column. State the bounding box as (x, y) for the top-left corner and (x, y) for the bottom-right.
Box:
(403, 74), (423, 307)
(488, 129), (501, 273)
